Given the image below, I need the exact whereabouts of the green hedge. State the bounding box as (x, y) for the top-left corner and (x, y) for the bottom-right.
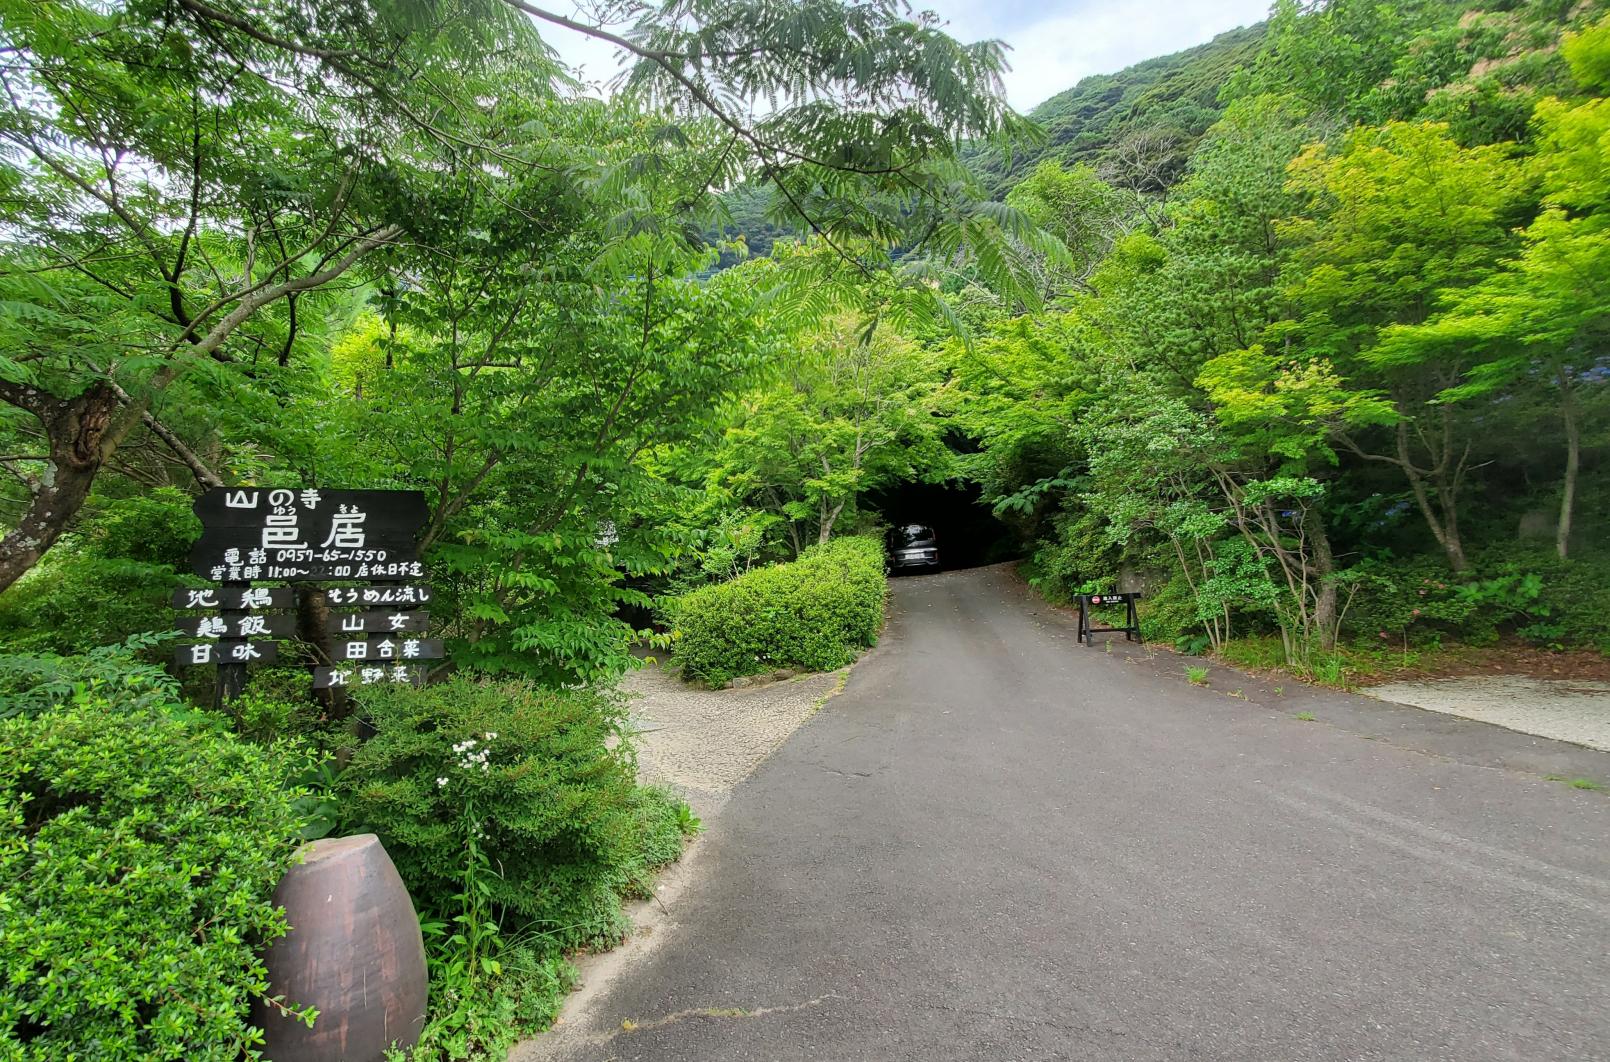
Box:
(664, 535), (887, 685)
(0, 695), (307, 1059)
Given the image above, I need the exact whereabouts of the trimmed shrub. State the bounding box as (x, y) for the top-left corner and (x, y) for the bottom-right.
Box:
(0, 694), (308, 1059)
(663, 535), (887, 685)
(336, 677), (690, 951)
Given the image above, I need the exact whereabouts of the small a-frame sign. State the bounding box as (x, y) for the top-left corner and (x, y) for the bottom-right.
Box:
(1076, 592), (1140, 647)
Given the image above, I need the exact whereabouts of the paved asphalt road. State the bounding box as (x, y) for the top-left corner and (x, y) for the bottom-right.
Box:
(533, 565), (1610, 1062)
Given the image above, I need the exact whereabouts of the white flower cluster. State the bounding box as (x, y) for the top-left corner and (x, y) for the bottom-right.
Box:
(451, 732), (498, 773)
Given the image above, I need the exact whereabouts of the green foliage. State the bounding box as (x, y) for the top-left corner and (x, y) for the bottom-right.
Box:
(964, 0), (1610, 667)
(967, 24), (1268, 194)
(1021, 510), (1121, 606)
(0, 634), (178, 720)
(337, 678), (690, 950)
(1565, 14), (1610, 92)
(0, 694), (309, 1059)
(664, 536), (886, 685)
(0, 552), (181, 654)
(74, 488), (200, 567)
(0, 490), (197, 653)
(699, 315), (952, 555)
(1006, 161), (1143, 289)
(410, 784), (546, 1060)
(1345, 550), (1610, 653)
(1137, 572), (1202, 647)
(407, 937), (575, 1062)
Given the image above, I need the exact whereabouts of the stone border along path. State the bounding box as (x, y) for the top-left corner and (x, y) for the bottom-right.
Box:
(509, 656), (854, 1058)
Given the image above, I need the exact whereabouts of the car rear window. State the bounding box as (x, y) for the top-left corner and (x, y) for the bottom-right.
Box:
(889, 525), (935, 547)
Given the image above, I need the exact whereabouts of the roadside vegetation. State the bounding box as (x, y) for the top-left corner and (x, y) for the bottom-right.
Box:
(1, 0), (1608, 1056)
(663, 536), (887, 686)
(0, 0), (1046, 1053)
(969, 1), (1610, 687)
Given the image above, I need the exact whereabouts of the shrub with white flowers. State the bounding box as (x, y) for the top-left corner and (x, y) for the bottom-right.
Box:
(338, 678), (690, 950)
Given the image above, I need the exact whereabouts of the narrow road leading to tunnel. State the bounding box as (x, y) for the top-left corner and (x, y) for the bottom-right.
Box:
(520, 565), (1610, 1062)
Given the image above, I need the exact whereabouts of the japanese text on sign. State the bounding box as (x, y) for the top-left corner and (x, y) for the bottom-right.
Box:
(189, 488), (428, 582)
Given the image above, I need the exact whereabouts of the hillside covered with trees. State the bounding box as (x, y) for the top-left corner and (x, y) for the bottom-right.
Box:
(1, 0), (1608, 1056)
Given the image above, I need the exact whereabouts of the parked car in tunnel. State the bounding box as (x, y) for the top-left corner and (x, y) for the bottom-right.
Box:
(886, 524), (940, 574)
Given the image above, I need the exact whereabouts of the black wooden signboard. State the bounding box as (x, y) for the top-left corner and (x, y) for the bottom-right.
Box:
(327, 585), (432, 607)
(176, 613), (297, 638)
(189, 487), (428, 582)
(175, 487), (436, 705)
(1076, 591), (1141, 647)
(331, 637), (443, 663)
(173, 587), (296, 610)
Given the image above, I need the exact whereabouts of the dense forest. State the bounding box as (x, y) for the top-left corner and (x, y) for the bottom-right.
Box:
(1, 0), (1608, 1056)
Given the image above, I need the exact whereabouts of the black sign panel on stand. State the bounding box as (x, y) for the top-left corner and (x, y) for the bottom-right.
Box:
(1076, 592), (1141, 647)
(176, 487), (438, 707)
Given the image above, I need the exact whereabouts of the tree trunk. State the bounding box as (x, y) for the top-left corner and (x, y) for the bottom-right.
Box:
(1396, 422), (1467, 572)
(1305, 503), (1338, 651)
(1557, 367), (1580, 561)
(817, 500), (845, 545)
(0, 383), (124, 593)
(1434, 479), (1467, 573)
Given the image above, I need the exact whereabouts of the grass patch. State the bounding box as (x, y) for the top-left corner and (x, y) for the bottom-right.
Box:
(1186, 664), (1209, 685)
(1210, 633), (1468, 690)
(1546, 775), (1605, 791)
(1295, 711), (1316, 721)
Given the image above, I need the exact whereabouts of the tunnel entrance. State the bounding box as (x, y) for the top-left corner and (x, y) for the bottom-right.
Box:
(864, 480), (1022, 571)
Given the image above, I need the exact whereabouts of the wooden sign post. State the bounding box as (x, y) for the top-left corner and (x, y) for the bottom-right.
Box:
(174, 488), (441, 706)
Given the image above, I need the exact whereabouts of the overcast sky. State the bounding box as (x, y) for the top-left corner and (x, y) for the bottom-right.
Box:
(541, 0), (1273, 112)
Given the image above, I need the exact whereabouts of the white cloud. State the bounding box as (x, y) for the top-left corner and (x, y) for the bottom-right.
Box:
(535, 0), (1273, 111)
(928, 0), (1273, 110)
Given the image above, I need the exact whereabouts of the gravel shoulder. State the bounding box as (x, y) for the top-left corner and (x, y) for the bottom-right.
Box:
(622, 657), (849, 821)
(1365, 675), (1610, 753)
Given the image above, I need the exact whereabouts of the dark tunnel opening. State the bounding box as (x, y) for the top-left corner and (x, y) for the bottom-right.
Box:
(864, 480), (1023, 571)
